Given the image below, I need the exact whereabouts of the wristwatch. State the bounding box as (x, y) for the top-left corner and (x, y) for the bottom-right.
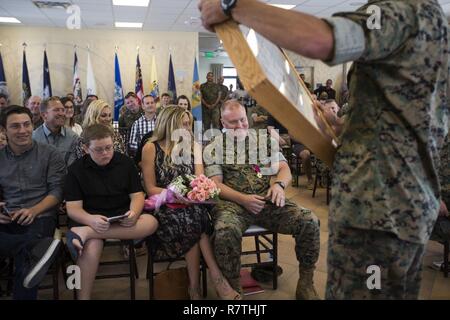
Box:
(221, 0), (238, 17)
(274, 181), (286, 190)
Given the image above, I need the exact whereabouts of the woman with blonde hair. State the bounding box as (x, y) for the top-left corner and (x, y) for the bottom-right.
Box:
(74, 99), (126, 159)
(141, 105), (240, 300)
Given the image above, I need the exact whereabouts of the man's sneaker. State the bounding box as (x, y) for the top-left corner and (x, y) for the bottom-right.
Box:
(23, 238), (61, 289)
(431, 261), (444, 271)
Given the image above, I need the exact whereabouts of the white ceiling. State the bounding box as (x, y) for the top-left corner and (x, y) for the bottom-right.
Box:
(1, 0), (449, 33)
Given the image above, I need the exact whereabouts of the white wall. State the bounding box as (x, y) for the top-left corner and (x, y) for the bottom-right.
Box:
(199, 54), (232, 83)
(286, 50), (349, 101)
(0, 26), (198, 106)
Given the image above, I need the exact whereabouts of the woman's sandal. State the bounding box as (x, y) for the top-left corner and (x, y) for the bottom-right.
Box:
(214, 276), (242, 300)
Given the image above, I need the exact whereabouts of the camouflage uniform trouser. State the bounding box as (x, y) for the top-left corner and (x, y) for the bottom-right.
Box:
(212, 199), (320, 291)
(326, 224), (426, 300)
(202, 105), (221, 132)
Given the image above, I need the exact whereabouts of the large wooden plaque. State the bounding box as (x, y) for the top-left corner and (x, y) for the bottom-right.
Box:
(215, 21), (337, 167)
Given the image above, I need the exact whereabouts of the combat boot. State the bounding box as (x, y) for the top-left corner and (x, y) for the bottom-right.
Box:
(296, 267), (320, 300)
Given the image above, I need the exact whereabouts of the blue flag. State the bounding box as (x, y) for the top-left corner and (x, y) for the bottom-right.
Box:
(167, 54), (177, 102)
(43, 50), (52, 99)
(114, 52), (124, 121)
(22, 49), (31, 105)
(0, 50), (8, 98)
(191, 57), (202, 121)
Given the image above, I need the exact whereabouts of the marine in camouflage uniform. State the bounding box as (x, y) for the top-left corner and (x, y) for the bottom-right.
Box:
(201, 73), (222, 132)
(218, 78), (229, 104)
(250, 104), (270, 130)
(430, 134), (450, 243)
(323, 0), (449, 299)
(205, 127), (320, 299)
(118, 108), (143, 137)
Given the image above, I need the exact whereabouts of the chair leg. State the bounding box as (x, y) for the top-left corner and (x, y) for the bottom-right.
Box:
(201, 259), (207, 298)
(128, 243), (136, 300)
(134, 254), (140, 280)
(7, 258), (14, 295)
(326, 173), (331, 205)
(272, 233), (278, 290)
(254, 236), (261, 264)
(52, 250), (60, 300)
(148, 257), (155, 300)
(312, 173), (319, 198)
(444, 240), (449, 278)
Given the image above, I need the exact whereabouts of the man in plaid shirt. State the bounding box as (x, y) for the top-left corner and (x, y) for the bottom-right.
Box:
(128, 95), (157, 157)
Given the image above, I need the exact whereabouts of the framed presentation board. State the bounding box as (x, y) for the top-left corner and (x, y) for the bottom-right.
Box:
(215, 21), (337, 167)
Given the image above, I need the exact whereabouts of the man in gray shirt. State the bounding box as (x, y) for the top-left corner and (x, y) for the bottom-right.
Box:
(33, 96), (79, 166)
(0, 106), (66, 299)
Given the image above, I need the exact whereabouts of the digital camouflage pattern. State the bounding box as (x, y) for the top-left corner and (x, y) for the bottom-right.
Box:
(219, 84), (229, 103)
(202, 106), (221, 131)
(430, 134), (450, 243)
(326, 225), (425, 299)
(118, 108), (143, 130)
(212, 199), (320, 293)
(250, 104), (270, 130)
(205, 130), (320, 292)
(337, 102), (350, 118)
(201, 81), (222, 130)
(328, 0), (450, 245)
(323, 0), (449, 300)
(200, 81), (221, 105)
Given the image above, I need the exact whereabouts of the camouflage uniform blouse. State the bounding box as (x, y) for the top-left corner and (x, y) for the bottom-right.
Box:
(204, 130), (286, 196)
(324, 0), (449, 244)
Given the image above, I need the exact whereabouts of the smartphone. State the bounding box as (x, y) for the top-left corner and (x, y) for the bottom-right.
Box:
(107, 213), (129, 223)
(2, 207), (14, 216)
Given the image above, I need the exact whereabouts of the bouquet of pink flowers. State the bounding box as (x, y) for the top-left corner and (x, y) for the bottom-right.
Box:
(144, 174), (221, 211)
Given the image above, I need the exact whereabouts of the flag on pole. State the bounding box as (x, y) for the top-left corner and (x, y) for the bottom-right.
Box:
(167, 54), (177, 102)
(149, 54), (159, 102)
(86, 50), (96, 97)
(135, 53), (144, 104)
(22, 48), (31, 105)
(114, 52), (124, 121)
(0, 50), (8, 99)
(73, 51), (82, 104)
(43, 50), (52, 99)
(191, 57), (202, 121)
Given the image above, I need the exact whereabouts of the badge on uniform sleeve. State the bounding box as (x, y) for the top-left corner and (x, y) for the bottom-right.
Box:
(252, 164), (263, 178)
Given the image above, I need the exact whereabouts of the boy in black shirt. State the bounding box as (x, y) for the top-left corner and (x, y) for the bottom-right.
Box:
(64, 124), (158, 300)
